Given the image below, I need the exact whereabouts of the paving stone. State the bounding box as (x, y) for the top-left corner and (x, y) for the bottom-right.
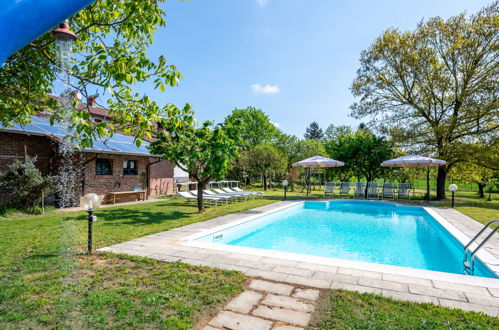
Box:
(432, 281), (491, 296)
(252, 305), (311, 326)
(296, 262), (338, 273)
(292, 288), (320, 301)
(312, 270), (338, 281)
(330, 274), (358, 285)
(330, 282), (382, 295)
(245, 269), (289, 282)
(273, 326), (304, 330)
(262, 294), (315, 312)
(337, 268), (383, 279)
(273, 265), (313, 277)
(202, 326), (220, 330)
(261, 257), (298, 267)
(358, 278), (408, 292)
(382, 290), (439, 304)
(465, 293), (499, 307)
(249, 279), (294, 295)
(148, 254), (181, 262)
(408, 284), (467, 302)
(236, 260), (275, 271)
(382, 273), (433, 287)
(226, 290), (263, 314)
(439, 298), (499, 317)
(489, 287), (499, 298)
(283, 275), (331, 289)
(209, 311), (272, 330)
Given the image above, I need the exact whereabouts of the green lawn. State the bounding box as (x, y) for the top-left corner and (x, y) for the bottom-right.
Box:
(309, 290), (499, 329)
(1, 189), (497, 328)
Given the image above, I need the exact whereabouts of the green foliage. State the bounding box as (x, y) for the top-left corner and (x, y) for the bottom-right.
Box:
(223, 107), (280, 150)
(304, 121), (324, 140)
(296, 138), (327, 160)
(325, 129), (393, 182)
(0, 0), (186, 147)
(150, 109), (239, 211)
(0, 156), (58, 211)
(239, 142), (286, 189)
(350, 3), (499, 199)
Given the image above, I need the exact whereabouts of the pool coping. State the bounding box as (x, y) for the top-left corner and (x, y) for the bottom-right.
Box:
(98, 199), (499, 316)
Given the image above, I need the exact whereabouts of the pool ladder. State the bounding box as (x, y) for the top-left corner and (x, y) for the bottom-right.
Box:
(463, 220), (498, 275)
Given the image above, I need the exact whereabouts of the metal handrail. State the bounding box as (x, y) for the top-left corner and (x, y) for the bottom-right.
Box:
(463, 220), (499, 275)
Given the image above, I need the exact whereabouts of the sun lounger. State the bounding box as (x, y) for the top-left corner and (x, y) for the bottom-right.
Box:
(233, 187), (263, 198)
(339, 182), (351, 198)
(397, 183), (411, 200)
(324, 182), (335, 197)
(382, 183), (394, 199)
(215, 188), (248, 201)
(178, 191), (226, 207)
(221, 187), (252, 200)
(204, 189), (240, 203)
(354, 182), (366, 198)
(367, 182), (380, 199)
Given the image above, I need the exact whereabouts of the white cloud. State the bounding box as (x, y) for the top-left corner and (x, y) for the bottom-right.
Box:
(251, 83), (280, 94)
(256, 0), (269, 7)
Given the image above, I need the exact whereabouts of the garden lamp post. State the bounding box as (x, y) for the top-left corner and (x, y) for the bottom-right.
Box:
(83, 193), (101, 254)
(282, 180), (288, 200)
(449, 184), (458, 208)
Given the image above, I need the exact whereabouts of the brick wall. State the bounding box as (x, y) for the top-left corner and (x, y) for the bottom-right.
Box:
(82, 154), (175, 204)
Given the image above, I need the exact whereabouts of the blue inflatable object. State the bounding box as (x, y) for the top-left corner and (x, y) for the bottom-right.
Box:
(0, 0), (96, 65)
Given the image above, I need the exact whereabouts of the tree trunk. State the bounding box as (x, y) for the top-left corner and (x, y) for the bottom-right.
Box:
(478, 183), (485, 198)
(263, 173), (267, 191)
(436, 166), (447, 200)
(197, 183), (205, 211)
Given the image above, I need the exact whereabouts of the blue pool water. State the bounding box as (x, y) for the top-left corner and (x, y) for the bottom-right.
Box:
(196, 201), (496, 278)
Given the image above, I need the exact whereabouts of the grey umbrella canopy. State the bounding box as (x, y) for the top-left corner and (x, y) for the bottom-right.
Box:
(292, 156), (345, 195)
(381, 155), (446, 201)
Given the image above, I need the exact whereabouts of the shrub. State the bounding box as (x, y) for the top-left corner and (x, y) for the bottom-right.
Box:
(0, 156), (59, 211)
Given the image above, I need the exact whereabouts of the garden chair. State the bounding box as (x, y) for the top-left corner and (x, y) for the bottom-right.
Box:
(204, 189), (238, 203)
(214, 188), (247, 201)
(354, 182), (366, 198)
(367, 182), (380, 199)
(398, 183), (411, 200)
(339, 182), (351, 198)
(324, 182), (335, 197)
(382, 183), (395, 199)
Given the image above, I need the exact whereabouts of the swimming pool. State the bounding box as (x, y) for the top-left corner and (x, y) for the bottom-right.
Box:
(194, 201), (496, 278)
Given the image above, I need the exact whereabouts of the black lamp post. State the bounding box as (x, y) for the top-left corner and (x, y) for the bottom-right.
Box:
(282, 180), (288, 200)
(449, 184), (458, 208)
(83, 193), (101, 254)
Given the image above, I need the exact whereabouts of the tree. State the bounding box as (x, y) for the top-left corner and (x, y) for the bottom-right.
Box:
(223, 107), (279, 150)
(0, 0), (186, 148)
(323, 126), (355, 182)
(450, 162), (497, 198)
(0, 156), (59, 212)
(350, 3), (499, 199)
(304, 121), (324, 140)
(149, 108), (239, 211)
(325, 124), (352, 141)
(240, 143), (286, 190)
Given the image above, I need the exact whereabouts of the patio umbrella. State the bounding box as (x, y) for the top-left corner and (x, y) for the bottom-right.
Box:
(292, 156), (345, 196)
(381, 155), (446, 201)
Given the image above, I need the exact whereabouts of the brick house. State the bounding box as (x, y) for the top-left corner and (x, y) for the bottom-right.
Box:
(0, 99), (176, 206)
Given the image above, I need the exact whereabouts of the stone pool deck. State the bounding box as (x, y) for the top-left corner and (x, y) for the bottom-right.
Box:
(99, 200), (499, 321)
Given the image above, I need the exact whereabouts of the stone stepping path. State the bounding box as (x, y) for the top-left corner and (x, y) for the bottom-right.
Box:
(203, 279), (320, 330)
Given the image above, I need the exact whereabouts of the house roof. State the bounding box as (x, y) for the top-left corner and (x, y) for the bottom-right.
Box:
(1, 116), (152, 157)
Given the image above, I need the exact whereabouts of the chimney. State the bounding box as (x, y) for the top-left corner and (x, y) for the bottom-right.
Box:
(69, 91), (79, 100)
(87, 95), (97, 107)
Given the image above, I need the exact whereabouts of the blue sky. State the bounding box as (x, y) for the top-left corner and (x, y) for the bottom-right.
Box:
(137, 0), (490, 137)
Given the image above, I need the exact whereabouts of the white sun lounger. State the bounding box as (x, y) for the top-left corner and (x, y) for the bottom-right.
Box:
(339, 182), (351, 198)
(354, 182), (366, 198)
(221, 188), (252, 200)
(382, 183), (394, 199)
(324, 182), (335, 197)
(367, 182), (380, 199)
(204, 189), (240, 203)
(178, 191), (226, 207)
(397, 183), (411, 200)
(215, 188), (248, 201)
(233, 187), (263, 198)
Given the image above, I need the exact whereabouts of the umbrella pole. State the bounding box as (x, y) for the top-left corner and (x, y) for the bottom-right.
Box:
(307, 168), (310, 196)
(426, 167), (430, 202)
